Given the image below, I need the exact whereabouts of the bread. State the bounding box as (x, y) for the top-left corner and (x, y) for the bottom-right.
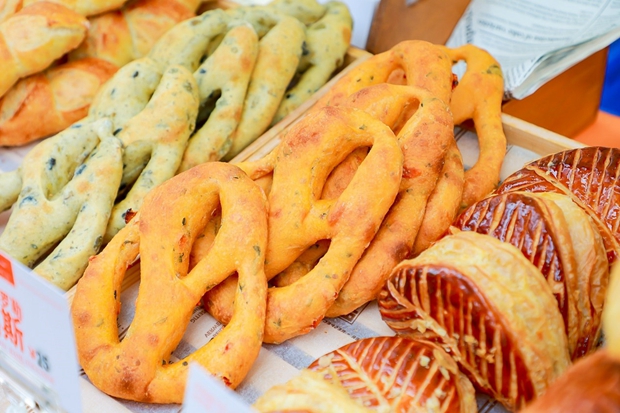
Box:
(520, 263), (620, 412)
(223, 15), (305, 160)
(253, 370), (373, 413)
(452, 191), (609, 359)
(0, 57), (117, 146)
(497, 146), (620, 265)
(378, 231), (571, 410)
(0, 0), (22, 23)
(69, 0), (200, 68)
(307, 336), (478, 413)
(520, 350), (620, 413)
(0, 2), (88, 98)
(22, 0), (129, 17)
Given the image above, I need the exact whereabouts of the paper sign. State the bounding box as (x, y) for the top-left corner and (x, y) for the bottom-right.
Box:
(0, 251), (82, 413)
(182, 364), (255, 413)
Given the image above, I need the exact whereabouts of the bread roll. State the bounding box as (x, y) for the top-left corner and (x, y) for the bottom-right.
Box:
(0, 2), (88, 98)
(69, 0), (200, 67)
(307, 336), (477, 413)
(378, 231), (570, 411)
(0, 57), (117, 146)
(0, 0), (22, 23)
(452, 191), (608, 359)
(497, 146), (620, 265)
(22, 0), (129, 17)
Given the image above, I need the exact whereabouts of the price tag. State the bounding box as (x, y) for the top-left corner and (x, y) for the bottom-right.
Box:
(0, 251), (82, 413)
(182, 364), (255, 413)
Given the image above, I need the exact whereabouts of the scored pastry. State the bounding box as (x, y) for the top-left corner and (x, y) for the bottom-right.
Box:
(497, 146), (620, 265)
(307, 336), (477, 412)
(520, 262), (620, 412)
(451, 191), (608, 359)
(378, 231), (571, 411)
(253, 336), (477, 413)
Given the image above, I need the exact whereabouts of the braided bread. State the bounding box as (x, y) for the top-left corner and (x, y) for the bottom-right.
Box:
(0, 2), (88, 99)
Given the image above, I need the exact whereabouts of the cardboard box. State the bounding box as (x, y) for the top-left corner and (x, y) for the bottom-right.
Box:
(366, 0), (607, 138)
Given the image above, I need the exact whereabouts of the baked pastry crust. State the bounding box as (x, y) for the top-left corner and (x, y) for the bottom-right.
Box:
(378, 231), (570, 410)
(452, 191), (608, 358)
(497, 146), (620, 265)
(307, 336), (477, 413)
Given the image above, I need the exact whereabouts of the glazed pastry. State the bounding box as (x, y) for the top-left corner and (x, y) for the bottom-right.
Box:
(520, 263), (620, 412)
(307, 336), (477, 412)
(497, 146), (620, 265)
(452, 191), (608, 358)
(72, 162), (268, 403)
(378, 231), (571, 411)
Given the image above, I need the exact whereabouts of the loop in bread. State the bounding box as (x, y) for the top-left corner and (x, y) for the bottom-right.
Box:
(72, 162), (268, 403)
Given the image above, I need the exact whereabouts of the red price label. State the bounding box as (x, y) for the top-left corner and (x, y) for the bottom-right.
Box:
(0, 255), (14, 286)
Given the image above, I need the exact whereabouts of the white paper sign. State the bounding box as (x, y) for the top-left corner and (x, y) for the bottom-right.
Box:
(0, 251), (82, 413)
(182, 364), (255, 413)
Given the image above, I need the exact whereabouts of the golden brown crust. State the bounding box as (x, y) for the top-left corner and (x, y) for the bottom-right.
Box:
(436, 44), (505, 209)
(497, 146), (620, 265)
(307, 336), (477, 413)
(520, 350), (620, 413)
(69, 0), (198, 67)
(204, 106), (403, 344)
(326, 83), (454, 317)
(253, 370), (373, 413)
(72, 162), (268, 403)
(379, 231), (570, 411)
(0, 2), (88, 98)
(23, 0), (130, 17)
(451, 191), (596, 358)
(411, 140), (464, 256)
(0, 57), (118, 146)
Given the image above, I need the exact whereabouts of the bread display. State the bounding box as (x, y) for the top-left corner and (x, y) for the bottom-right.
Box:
(378, 231), (571, 410)
(5, 1), (618, 410)
(0, 2), (88, 98)
(71, 162), (268, 403)
(0, 0), (353, 290)
(497, 146), (620, 265)
(452, 191), (609, 358)
(254, 336), (477, 412)
(0, 57), (118, 146)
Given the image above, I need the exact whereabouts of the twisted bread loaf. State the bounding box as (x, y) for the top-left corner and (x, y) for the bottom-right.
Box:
(69, 0), (200, 67)
(0, 57), (117, 146)
(0, 2), (88, 98)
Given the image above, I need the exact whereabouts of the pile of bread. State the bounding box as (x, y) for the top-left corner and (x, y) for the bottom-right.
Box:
(0, 0), (208, 146)
(0, 0), (352, 290)
(254, 146), (620, 412)
(66, 35), (512, 404)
